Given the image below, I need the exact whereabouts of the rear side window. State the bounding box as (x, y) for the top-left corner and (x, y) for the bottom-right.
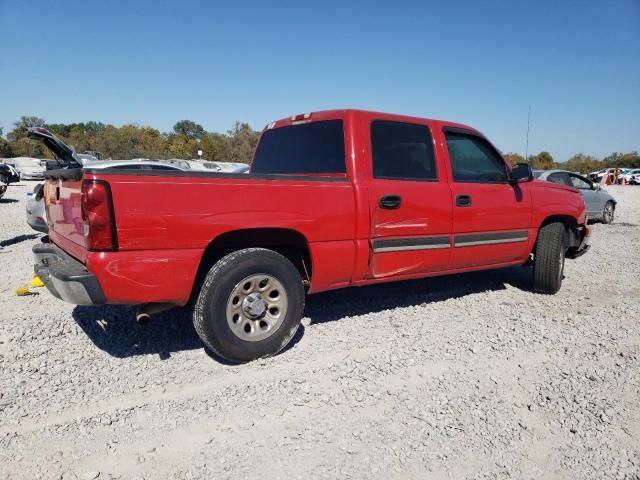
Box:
(445, 132), (508, 183)
(371, 121), (437, 180)
(252, 120), (345, 174)
(569, 174), (591, 190)
(547, 172), (570, 186)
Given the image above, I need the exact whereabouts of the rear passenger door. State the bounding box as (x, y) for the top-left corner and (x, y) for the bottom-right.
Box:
(442, 128), (532, 268)
(367, 120), (453, 278)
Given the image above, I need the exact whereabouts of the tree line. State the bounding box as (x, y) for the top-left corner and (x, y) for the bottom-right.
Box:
(0, 116), (260, 164)
(1, 115), (638, 172)
(504, 150), (639, 173)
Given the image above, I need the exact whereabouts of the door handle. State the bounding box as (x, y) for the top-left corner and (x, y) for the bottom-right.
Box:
(379, 195), (401, 209)
(456, 194), (472, 207)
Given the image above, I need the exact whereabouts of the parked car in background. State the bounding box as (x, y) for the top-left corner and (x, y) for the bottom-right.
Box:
(534, 169), (617, 223)
(0, 162), (21, 183)
(0, 162), (22, 199)
(25, 159), (187, 233)
(163, 159), (191, 170)
(76, 153), (101, 165)
(84, 160), (188, 172)
(227, 163), (250, 173)
(186, 160), (250, 173)
(26, 182), (47, 233)
(8, 157), (45, 180)
(619, 168), (640, 184)
(628, 172), (640, 185)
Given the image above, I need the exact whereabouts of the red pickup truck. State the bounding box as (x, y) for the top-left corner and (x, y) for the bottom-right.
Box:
(29, 110), (590, 363)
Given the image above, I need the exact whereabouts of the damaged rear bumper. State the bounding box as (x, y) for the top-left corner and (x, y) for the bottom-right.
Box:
(33, 243), (106, 305)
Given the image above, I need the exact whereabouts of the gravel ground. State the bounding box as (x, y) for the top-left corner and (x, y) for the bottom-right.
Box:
(0, 182), (638, 480)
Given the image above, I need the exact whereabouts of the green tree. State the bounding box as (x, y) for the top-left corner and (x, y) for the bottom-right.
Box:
(227, 122), (259, 163)
(200, 132), (231, 161)
(166, 134), (197, 159)
(503, 152), (525, 166)
(529, 151), (555, 170)
(565, 154), (600, 174)
(608, 151), (640, 169)
(8, 116), (46, 141)
(10, 137), (49, 158)
(173, 120), (205, 140)
(0, 134), (12, 157)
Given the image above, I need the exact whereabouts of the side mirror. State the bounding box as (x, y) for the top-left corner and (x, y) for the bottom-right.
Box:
(510, 163), (533, 183)
(593, 183), (601, 191)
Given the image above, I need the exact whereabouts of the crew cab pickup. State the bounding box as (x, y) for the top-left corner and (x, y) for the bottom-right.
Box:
(29, 110), (590, 363)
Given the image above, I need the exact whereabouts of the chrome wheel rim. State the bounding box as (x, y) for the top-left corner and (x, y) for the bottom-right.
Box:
(225, 274), (288, 342)
(604, 204), (614, 223)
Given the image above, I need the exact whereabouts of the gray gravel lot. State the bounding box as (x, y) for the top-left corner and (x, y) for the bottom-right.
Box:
(0, 182), (638, 480)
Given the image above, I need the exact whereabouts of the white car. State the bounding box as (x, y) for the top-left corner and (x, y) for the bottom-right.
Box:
(619, 169), (640, 185)
(628, 172), (640, 185)
(26, 183), (47, 233)
(184, 160), (250, 173)
(7, 157), (45, 180)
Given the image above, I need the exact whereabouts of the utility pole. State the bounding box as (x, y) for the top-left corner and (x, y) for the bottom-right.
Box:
(525, 105), (531, 164)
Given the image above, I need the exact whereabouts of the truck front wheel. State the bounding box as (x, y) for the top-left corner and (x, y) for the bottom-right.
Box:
(533, 222), (566, 294)
(193, 248), (305, 363)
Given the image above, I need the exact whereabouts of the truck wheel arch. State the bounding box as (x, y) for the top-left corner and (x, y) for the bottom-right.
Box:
(534, 215), (579, 252)
(190, 228), (313, 303)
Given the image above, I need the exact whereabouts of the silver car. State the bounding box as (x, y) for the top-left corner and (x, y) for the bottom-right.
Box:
(534, 169), (617, 224)
(26, 183), (48, 233)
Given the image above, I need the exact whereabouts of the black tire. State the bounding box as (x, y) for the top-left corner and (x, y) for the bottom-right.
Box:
(0, 174), (7, 199)
(602, 201), (615, 224)
(193, 248), (305, 363)
(533, 222), (566, 294)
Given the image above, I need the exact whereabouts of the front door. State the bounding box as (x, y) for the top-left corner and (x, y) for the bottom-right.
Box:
(367, 120), (453, 278)
(441, 128), (532, 269)
(568, 173), (604, 217)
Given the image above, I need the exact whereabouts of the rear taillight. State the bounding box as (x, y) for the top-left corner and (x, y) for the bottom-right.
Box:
(81, 180), (117, 251)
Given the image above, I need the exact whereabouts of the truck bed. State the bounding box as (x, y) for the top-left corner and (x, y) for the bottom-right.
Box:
(45, 168), (357, 304)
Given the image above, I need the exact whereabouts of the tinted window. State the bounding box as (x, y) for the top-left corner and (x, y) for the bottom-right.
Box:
(252, 120), (345, 174)
(569, 174), (591, 190)
(445, 133), (508, 183)
(371, 121), (437, 180)
(547, 172), (570, 186)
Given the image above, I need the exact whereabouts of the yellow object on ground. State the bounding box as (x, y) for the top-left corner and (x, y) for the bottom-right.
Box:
(15, 287), (30, 296)
(31, 275), (45, 288)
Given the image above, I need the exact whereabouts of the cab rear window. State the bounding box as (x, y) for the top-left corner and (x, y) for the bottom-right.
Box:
(252, 120), (345, 174)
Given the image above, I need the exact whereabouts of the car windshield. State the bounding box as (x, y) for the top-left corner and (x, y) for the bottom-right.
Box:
(533, 171), (543, 178)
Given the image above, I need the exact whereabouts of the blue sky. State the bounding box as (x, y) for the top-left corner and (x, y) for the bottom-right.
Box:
(0, 0), (638, 161)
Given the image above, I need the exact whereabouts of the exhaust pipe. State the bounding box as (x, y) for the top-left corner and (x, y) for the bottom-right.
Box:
(135, 303), (176, 324)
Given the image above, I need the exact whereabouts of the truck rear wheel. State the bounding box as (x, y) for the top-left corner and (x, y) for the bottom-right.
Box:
(193, 248), (305, 363)
(533, 222), (566, 294)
